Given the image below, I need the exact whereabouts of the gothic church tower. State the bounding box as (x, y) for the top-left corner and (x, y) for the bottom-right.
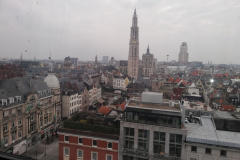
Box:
(128, 9), (139, 79)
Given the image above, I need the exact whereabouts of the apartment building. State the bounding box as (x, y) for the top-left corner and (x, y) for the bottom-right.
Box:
(62, 91), (81, 119)
(0, 74), (61, 154)
(119, 92), (187, 160)
(58, 111), (119, 160)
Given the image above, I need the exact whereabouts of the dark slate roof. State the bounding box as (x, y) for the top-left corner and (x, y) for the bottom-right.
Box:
(0, 77), (52, 108)
(120, 60), (128, 66)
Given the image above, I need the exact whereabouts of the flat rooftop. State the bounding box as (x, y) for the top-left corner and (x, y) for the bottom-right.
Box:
(185, 116), (240, 149)
(184, 101), (213, 111)
(128, 101), (180, 112)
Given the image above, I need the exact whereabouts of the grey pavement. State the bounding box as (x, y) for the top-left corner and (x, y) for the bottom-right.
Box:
(22, 137), (59, 160)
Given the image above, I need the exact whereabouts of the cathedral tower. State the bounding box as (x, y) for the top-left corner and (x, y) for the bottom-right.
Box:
(128, 9), (139, 79)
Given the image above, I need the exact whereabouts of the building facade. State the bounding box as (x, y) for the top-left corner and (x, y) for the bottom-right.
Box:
(142, 45), (154, 77)
(62, 91), (81, 119)
(128, 9), (139, 79)
(0, 75), (61, 154)
(119, 92), (187, 160)
(178, 42), (189, 65)
(185, 116), (240, 160)
(58, 127), (119, 160)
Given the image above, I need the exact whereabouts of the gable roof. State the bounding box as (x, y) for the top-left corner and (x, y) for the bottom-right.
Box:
(98, 106), (112, 115)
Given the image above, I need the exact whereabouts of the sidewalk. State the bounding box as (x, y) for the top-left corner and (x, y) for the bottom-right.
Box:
(22, 137), (59, 160)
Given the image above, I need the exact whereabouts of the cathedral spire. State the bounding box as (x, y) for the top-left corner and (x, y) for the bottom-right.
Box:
(132, 8), (137, 27)
(146, 44), (150, 54)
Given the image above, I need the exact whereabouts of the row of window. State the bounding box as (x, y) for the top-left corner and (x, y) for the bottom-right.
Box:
(4, 119), (22, 132)
(191, 146), (227, 157)
(0, 96), (21, 106)
(124, 127), (182, 157)
(3, 130), (22, 145)
(64, 148), (113, 160)
(64, 136), (113, 149)
(125, 112), (181, 128)
(38, 90), (51, 96)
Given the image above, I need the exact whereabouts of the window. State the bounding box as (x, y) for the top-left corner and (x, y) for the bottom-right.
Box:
(65, 135), (69, 142)
(138, 129), (149, 151)
(191, 146), (197, 152)
(190, 158), (196, 160)
(220, 150), (227, 157)
(124, 127), (134, 149)
(4, 136), (8, 145)
(78, 137), (83, 144)
(4, 124), (8, 131)
(92, 140), (97, 147)
(12, 132), (16, 141)
(91, 152), (97, 160)
(77, 149), (83, 158)
(12, 121), (15, 128)
(106, 154), (112, 160)
(19, 130), (22, 139)
(169, 134), (182, 157)
(154, 131), (165, 154)
(40, 119), (43, 127)
(18, 119), (22, 125)
(205, 148), (211, 154)
(107, 142), (112, 149)
(64, 147), (69, 156)
(12, 108), (15, 114)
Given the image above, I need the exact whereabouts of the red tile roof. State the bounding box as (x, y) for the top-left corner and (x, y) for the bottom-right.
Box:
(219, 105), (234, 111)
(98, 106), (112, 115)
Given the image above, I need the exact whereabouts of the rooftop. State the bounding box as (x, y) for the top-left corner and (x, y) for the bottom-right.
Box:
(185, 116), (240, 149)
(184, 101), (213, 111)
(127, 101), (180, 112)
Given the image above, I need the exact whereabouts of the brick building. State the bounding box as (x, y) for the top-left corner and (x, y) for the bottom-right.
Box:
(58, 128), (119, 160)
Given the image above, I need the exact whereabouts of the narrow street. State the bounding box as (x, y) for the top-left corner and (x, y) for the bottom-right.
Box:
(22, 137), (59, 160)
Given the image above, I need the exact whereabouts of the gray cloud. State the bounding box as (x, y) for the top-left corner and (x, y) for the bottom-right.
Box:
(0, 0), (239, 64)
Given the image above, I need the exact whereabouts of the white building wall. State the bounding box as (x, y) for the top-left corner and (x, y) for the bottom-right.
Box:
(186, 144), (240, 160)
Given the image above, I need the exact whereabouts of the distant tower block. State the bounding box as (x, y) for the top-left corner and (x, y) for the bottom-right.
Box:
(178, 42), (189, 65)
(128, 9), (139, 79)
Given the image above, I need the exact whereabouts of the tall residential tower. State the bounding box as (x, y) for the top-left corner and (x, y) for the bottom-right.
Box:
(128, 9), (139, 79)
(178, 42), (189, 65)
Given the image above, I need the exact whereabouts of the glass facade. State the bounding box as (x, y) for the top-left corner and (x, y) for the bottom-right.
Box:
(169, 134), (182, 157)
(153, 131), (165, 154)
(138, 129), (149, 151)
(124, 127), (134, 149)
(125, 111), (181, 128)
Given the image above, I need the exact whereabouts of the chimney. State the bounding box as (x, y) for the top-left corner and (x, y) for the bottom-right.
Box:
(16, 79), (21, 90)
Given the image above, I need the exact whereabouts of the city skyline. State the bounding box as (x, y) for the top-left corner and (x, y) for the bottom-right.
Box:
(0, 0), (240, 64)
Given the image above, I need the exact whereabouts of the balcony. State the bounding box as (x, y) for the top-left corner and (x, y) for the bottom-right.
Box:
(123, 148), (148, 159)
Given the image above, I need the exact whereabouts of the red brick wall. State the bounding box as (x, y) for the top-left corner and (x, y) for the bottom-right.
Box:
(59, 134), (119, 160)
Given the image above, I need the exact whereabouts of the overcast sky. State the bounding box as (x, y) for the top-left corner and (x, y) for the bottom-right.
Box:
(0, 0), (240, 64)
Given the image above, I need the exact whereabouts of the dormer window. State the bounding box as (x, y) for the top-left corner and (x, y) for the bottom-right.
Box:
(38, 91), (42, 96)
(9, 97), (14, 104)
(1, 99), (7, 106)
(48, 89), (51, 93)
(15, 96), (21, 102)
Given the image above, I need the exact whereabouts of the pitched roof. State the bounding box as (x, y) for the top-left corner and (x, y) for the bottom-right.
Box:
(98, 106), (112, 115)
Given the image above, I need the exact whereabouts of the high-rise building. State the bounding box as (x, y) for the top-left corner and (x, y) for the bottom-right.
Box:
(178, 42), (189, 65)
(102, 56), (109, 64)
(128, 9), (139, 79)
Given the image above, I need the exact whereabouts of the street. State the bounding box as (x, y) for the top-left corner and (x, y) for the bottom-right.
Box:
(22, 137), (59, 160)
